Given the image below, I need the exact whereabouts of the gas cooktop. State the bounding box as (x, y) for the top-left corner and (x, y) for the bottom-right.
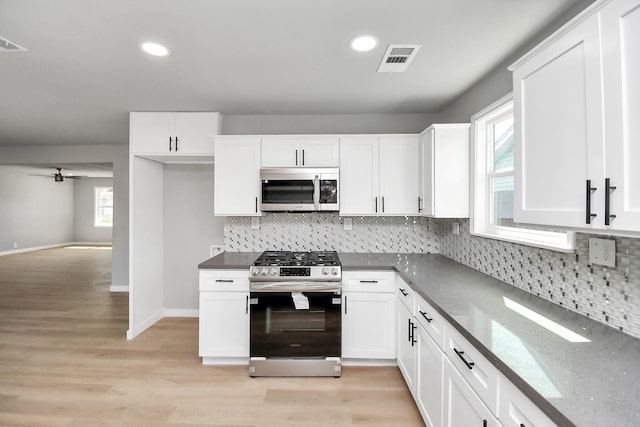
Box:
(253, 251), (340, 267)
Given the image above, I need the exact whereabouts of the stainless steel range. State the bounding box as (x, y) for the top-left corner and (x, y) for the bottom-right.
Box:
(248, 251), (342, 377)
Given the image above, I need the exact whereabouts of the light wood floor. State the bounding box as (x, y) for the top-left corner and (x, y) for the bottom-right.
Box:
(0, 247), (424, 426)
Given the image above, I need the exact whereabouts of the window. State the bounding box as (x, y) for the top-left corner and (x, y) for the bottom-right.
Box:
(95, 186), (113, 228)
(471, 94), (574, 252)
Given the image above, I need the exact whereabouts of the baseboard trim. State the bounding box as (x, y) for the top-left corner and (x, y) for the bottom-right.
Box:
(127, 309), (164, 340)
(109, 285), (129, 293)
(0, 242), (113, 257)
(164, 309), (199, 318)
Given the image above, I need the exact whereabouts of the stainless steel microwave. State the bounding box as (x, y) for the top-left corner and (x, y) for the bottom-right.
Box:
(260, 168), (339, 212)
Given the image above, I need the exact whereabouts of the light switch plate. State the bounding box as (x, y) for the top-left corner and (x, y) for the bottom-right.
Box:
(452, 222), (460, 236)
(343, 217), (353, 231)
(588, 237), (616, 267)
(251, 217), (260, 230)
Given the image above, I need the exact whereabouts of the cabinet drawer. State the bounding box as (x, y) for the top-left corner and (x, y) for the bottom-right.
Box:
(342, 271), (395, 293)
(199, 270), (250, 291)
(498, 374), (557, 427)
(415, 295), (446, 350)
(446, 325), (499, 415)
(396, 276), (415, 314)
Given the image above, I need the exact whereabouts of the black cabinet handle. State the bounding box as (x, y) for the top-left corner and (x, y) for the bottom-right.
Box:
(215, 279), (234, 283)
(175, 136), (179, 152)
(169, 136), (173, 152)
(245, 295), (249, 314)
(407, 318), (412, 342)
(302, 149), (305, 165)
(344, 295), (348, 315)
(382, 196), (385, 212)
(375, 196), (378, 213)
(418, 196), (422, 212)
(605, 178), (617, 225)
(255, 196), (258, 213)
(399, 288), (409, 296)
(520, 424), (526, 427)
(586, 179), (597, 224)
(453, 347), (475, 370)
(411, 322), (417, 346)
(295, 149), (298, 166)
(483, 420), (487, 427)
(419, 310), (433, 323)
(359, 280), (378, 283)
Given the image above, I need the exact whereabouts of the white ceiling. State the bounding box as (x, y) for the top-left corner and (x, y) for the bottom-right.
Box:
(0, 0), (587, 147)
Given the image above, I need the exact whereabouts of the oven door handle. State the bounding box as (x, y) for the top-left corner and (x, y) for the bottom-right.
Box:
(250, 281), (341, 292)
(313, 175), (320, 210)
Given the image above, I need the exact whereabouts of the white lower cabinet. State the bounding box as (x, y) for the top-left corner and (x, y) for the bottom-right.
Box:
(397, 297), (418, 392)
(198, 270), (249, 364)
(342, 292), (395, 360)
(416, 324), (444, 427)
(444, 358), (502, 427)
(498, 375), (556, 427)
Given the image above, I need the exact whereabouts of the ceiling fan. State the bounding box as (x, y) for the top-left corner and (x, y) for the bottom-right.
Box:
(29, 167), (88, 182)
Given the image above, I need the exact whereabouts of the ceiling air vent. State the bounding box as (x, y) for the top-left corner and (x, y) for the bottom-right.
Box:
(377, 44), (421, 73)
(0, 36), (28, 53)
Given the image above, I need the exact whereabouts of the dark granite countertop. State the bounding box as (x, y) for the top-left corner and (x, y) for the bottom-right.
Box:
(199, 252), (640, 427)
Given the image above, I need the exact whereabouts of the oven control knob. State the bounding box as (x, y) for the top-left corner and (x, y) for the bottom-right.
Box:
(322, 268), (329, 275)
(270, 268), (278, 276)
(261, 268), (268, 276)
(331, 267), (339, 275)
(252, 269), (259, 276)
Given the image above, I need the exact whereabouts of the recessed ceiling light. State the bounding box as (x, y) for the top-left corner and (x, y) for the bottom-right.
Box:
(139, 41), (170, 57)
(349, 35), (378, 52)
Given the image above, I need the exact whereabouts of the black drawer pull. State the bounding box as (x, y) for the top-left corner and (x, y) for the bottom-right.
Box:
(215, 279), (234, 283)
(419, 310), (433, 323)
(359, 280), (379, 283)
(399, 288), (409, 296)
(453, 347), (474, 370)
(520, 424), (526, 427)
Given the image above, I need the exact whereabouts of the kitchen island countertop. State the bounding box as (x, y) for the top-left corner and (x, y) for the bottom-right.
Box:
(199, 252), (640, 427)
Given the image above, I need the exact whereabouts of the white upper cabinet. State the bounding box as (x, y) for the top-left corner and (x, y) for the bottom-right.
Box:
(130, 112), (220, 155)
(214, 136), (262, 216)
(601, 0), (640, 232)
(261, 136), (339, 167)
(418, 124), (470, 218)
(340, 135), (419, 216)
(511, 0), (640, 233)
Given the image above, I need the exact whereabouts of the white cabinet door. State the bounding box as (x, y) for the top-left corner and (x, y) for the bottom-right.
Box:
(261, 136), (339, 167)
(339, 136), (379, 215)
(443, 358), (501, 427)
(130, 112), (173, 154)
(299, 137), (339, 167)
(417, 326), (444, 427)
(513, 14), (604, 229)
(419, 124), (470, 218)
(199, 291), (249, 358)
(601, 0), (640, 232)
(342, 292), (395, 360)
(214, 136), (261, 216)
(397, 300), (417, 393)
(379, 135), (419, 215)
(130, 112), (219, 155)
(173, 112), (218, 155)
(498, 374), (557, 427)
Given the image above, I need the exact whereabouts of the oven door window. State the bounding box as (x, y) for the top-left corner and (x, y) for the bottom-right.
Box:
(262, 180), (314, 204)
(250, 292), (341, 358)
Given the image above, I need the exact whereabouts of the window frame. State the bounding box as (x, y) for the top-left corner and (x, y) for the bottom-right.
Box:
(470, 93), (575, 252)
(94, 186), (113, 228)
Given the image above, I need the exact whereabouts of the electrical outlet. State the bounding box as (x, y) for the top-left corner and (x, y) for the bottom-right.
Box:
(13, 242), (18, 249)
(452, 222), (460, 236)
(589, 238), (616, 267)
(343, 217), (353, 231)
(251, 217), (260, 230)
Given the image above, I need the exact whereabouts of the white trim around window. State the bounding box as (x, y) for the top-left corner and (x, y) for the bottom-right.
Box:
(94, 186), (114, 228)
(470, 93), (575, 253)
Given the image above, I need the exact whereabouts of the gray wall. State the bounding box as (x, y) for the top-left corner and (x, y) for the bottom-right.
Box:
(2, 144), (129, 289)
(0, 165), (75, 252)
(222, 113), (438, 135)
(74, 178), (113, 243)
(163, 164), (225, 311)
